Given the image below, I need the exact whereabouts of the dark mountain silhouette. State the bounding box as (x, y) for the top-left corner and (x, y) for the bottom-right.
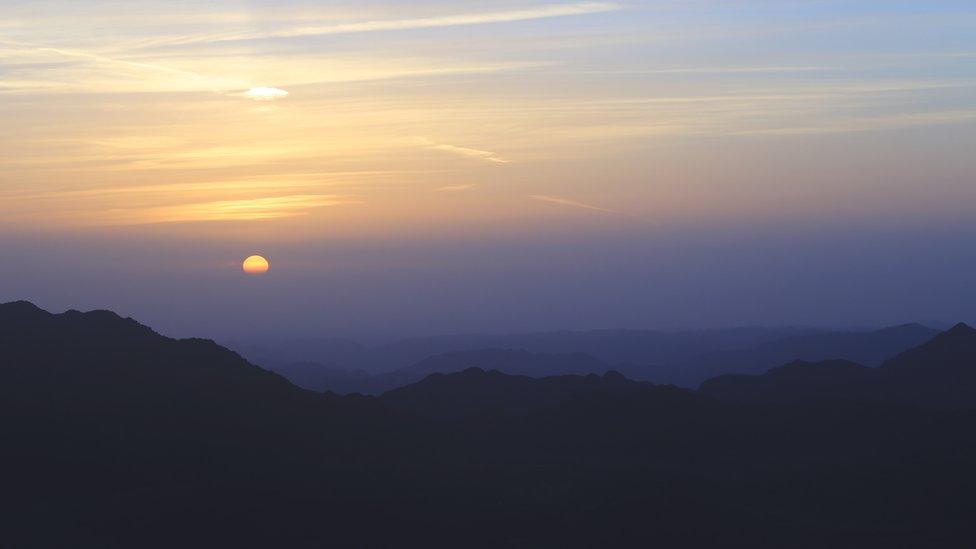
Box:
(0, 300), (362, 426)
(5, 301), (976, 548)
(699, 359), (878, 404)
(701, 323), (976, 409)
(380, 367), (692, 418)
(877, 322), (976, 408)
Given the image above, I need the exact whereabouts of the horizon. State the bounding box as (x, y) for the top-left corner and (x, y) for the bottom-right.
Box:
(3, 1), (975, 341)
(0, 297), (959, 345)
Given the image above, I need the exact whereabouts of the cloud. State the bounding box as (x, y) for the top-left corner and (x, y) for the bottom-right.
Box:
(2, 40), (211, 82)
(530, 194), (619, 214)
(0, 38), (551, 96)
(529, 194), (658, 224)
(416, 137), (509, 163)
(245, 87), (289, 101)
(436, 184), (476, 192)
(102, 194), (352, 224)
(734, 110), (976, 136)
(138, 3), (621, 47)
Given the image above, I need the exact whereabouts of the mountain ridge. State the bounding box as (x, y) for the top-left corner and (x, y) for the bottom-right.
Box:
(701, 323), (976, 408)
(5, 301), (976, 547)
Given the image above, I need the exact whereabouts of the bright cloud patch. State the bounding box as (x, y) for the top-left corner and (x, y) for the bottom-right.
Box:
(246, 87), (290, 101)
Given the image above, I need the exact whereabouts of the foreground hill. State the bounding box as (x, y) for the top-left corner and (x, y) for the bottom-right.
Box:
(3, 301), (976, 548)
(701, 323), (976, 408)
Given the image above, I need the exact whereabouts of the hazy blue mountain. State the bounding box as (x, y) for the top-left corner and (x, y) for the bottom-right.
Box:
(379, 367), (692, 419)
(271, 348), (614, 394)
(701, 323), (976, 409)
(232, 326), (817, 376)
(267, 361), (376, 394)
(657, 323), (940, 386)
(251, 324), (938, 392)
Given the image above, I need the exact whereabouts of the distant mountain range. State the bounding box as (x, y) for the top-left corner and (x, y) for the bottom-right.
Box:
(4, 300), (976, 547)
(381, 367), (696, 419)
(229, 326), (822, 383)
(273, 348), (613, 394)
(247, 323), (940, 393)
(701, 323), (976, 408)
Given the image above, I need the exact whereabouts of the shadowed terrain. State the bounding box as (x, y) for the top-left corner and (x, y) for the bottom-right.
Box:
(4, 301), (976, 548)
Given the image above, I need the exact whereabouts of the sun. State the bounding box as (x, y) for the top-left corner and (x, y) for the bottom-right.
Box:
(242, 255), (270, 275)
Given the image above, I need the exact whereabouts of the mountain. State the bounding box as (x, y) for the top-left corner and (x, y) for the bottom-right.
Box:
(378, 326), (813, 369)
(5, 301), (976, 548)
(246, 324), (937, 391)
(266, 360), (376, 394)
(877, 323), (976, 408)
(272, 348), (614, 394)
(760, 323), (941, 365)
(701, 323), (976, 409)
(227, 336), (384, 372)
(380, 367), (692, 419)
(237, 326), (819, 381)
(664, 323), (940, 387)
(0, 300), (322, 413)
(699, 359), (878, 404)
(398, 348), (608, 378)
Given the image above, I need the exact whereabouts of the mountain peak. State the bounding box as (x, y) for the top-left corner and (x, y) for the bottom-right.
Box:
(913, 322), (976, 349)
(0, 300), (46, 314)
(0, 301), (53, 326)
(603, 370), (627, 381)
(876, 322), (976, 385)
(945, 323), (976, 336)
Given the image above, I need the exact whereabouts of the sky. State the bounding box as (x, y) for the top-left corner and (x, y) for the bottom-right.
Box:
(1, 1), (975, 340)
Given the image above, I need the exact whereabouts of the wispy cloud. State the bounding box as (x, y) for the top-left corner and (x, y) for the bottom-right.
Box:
(436, 184), (476, 192)
(587, 66), (839, 76)
(0, 40), (214, 84)
(530, 194), (619, 214)
(136, 2), (620, 47)
(0, 39), (548, 95)
(103, 194), (352, 224)
(735, 109), (976, 136)
(417, 137), (509, 163)
(530, 194), (658, 223)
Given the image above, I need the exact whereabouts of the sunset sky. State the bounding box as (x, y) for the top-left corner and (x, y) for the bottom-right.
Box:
(2, 1), (975, 340)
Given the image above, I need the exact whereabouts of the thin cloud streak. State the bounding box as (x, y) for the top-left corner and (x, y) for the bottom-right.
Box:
(417, 138), (510, 164)
(134, 2), (621, 47)
(0, 40), (212, 82)
(530, 194), (620, 214)
(102, 194), (353, 225)
(436, 184), (476, 192)
(530, 195), (658, 224)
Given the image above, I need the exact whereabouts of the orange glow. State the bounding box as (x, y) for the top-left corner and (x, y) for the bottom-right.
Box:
(242, 255), (270, 275)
